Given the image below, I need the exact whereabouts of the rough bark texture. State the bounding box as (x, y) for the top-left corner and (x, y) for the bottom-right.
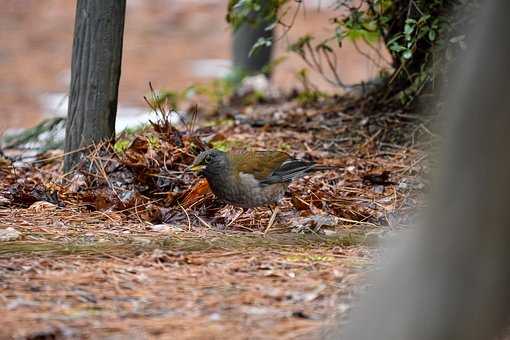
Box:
(64, 0), (126, 171)
(326, 1), (510, 339)
(232, 20), (274, 77)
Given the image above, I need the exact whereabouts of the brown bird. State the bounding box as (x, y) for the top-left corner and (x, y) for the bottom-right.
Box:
(189, 149), (334, 230)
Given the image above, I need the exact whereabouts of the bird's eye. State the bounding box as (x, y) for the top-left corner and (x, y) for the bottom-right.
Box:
(204, 155), (212, 163)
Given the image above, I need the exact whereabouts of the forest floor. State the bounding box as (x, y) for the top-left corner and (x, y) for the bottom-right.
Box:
(0, 96), (434, 339)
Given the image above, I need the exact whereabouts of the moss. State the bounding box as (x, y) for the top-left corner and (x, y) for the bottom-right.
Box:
(0, 231), (367, 257)
(113, 139), (130, 154)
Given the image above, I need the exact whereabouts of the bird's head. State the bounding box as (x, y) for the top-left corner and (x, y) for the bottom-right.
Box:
(188, 149), (228, 174)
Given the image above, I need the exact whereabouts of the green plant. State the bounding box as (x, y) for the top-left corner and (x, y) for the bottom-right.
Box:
(227, 0), (285, 31)
(147, 90), (180, 109)
(227, 0), (476, 110)
(113, 139), (130, 154)
(186, 78), (237, 107)
(295, 68), (327, 106)
(227, 0), (299, 56)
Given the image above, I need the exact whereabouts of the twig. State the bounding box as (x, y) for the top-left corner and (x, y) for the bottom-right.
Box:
(193, 214), (212, 229)
(178, 202), (192, 231)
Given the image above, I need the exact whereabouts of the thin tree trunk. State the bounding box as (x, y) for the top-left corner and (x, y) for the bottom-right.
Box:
(232, 12), (274, 77)
(64, 0), (126, 172)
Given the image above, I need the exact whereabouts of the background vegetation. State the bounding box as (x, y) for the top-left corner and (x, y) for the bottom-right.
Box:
(228, 0), (478, 110)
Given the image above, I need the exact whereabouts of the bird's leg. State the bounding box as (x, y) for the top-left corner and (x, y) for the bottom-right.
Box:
(264, 205), (279, 234)
(226, 207), (245, 227)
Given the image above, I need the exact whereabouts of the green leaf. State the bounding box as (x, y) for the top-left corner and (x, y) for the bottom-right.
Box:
(363, 20), (378, 32)
(417, 14), (431, 24)
(249, 37), (272, 57)
(114, 139), (130, 154)
(346, 28), (364, 41)
(389, 44), (405, 52)
(402, 49), (413, 59)
(404, 24), (414, 35)
(345, 28), (380, 43)
(364, 30), (380, 43)
(428, 30), (437, 42)
(387, 33), (403, 45)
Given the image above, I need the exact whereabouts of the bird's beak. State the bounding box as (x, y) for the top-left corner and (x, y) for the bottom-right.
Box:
(187, 164), (206, 172)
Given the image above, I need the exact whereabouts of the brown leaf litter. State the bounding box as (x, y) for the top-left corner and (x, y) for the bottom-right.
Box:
(0, 98), (434, 339)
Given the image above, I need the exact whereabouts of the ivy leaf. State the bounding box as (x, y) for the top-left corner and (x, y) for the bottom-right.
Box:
(249, 37), (272, 56)
(404, 24), (414, 35)
(428, 30), (437, 42)
(402, 49), (413, 59)
(390, 43), (405, 52)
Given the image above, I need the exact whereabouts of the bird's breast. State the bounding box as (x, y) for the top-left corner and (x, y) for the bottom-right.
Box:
(205, 172), (287, 208)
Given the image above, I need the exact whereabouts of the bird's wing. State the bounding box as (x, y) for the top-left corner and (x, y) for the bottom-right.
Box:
(231, 151), (315, 185)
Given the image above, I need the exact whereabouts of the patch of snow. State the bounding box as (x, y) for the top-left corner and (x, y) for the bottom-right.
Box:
(39, 92), (183, 132)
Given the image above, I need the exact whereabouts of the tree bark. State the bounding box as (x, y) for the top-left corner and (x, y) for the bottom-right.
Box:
(64, 0), (126, 172)
(232, 15), (274, 77)
(328, 1), (510, 339)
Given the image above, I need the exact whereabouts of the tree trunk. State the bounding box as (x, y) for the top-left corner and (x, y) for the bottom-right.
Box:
(232, 16), (274, 77)
(64, 0), (126, 172)
(329, 1), (510, 339)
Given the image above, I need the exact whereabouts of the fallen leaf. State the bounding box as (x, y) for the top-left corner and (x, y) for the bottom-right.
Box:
(181, 179), (211, 208)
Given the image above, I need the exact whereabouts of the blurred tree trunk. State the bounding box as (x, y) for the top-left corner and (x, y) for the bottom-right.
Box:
(64, 0), (126, 172)
(232, 12), (274, 77)
(329, 1), (510, 339)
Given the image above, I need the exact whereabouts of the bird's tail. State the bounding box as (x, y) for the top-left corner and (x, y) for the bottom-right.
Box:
(260, 161), (340, 185)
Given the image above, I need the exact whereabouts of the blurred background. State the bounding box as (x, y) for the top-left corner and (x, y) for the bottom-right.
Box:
(0, 0), (387, 135)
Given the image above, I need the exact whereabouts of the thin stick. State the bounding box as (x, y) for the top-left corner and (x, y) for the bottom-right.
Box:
(178, 202), (192, 231)
(264, 206), (279, 235)
(226, 208), (245, 228)
(193, 214), (212, 229)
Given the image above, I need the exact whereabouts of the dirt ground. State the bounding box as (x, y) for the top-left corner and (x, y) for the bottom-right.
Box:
(0, 208), (367, 340)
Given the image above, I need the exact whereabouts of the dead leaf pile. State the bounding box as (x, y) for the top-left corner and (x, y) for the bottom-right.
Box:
(0, 98), (431, 233)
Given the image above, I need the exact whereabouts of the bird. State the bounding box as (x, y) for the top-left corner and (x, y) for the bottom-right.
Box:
(188, 149), (335, 231)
